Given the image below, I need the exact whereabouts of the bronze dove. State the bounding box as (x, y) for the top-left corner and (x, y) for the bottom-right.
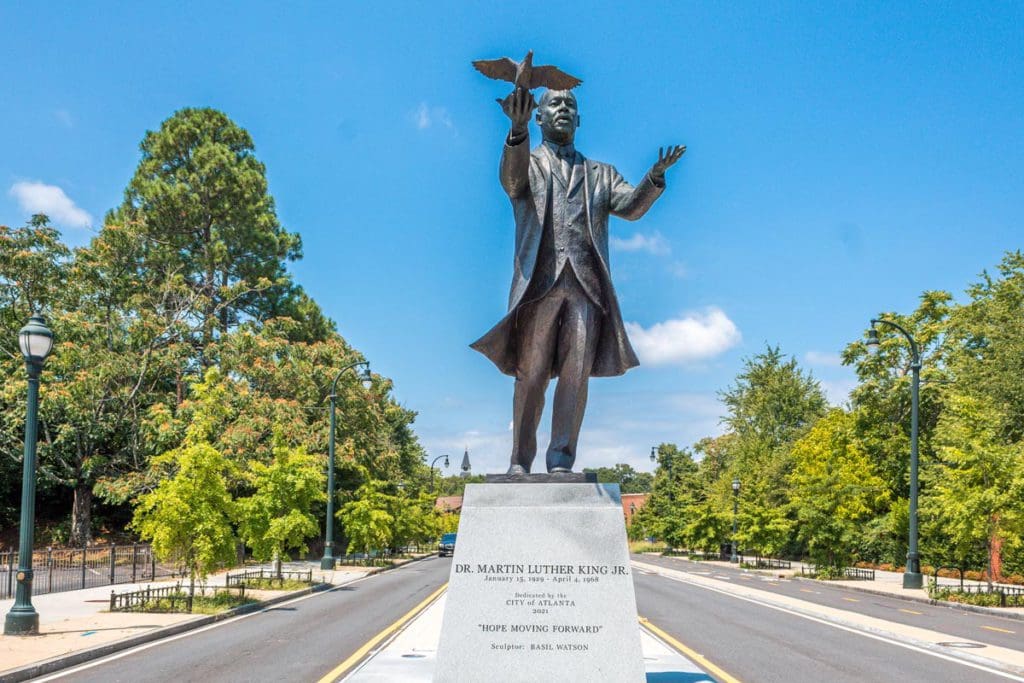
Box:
(472, 50), (582, 91)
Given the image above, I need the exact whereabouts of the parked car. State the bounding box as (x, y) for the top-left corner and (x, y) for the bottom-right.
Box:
(438, 533), (457, 557)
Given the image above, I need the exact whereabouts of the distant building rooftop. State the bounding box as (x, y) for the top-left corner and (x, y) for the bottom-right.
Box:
(435, 495), (463, 512)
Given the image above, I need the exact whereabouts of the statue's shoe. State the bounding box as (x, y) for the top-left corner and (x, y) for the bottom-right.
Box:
(506, 464), (529, 475)
(549, 467), (572, 474)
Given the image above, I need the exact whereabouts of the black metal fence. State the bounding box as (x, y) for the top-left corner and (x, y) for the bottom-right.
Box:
(224, 568), (313, 588)
(109, 582), (192, 613)
(801, 565), (876, 580)
(930, 581), (1024, 607)
(0, 544), (177, 599)
(740, 555), (792, 570)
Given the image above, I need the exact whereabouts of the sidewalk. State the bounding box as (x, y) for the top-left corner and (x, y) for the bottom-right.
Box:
(683, 556), (1024, 621)
(0, 560), (391, 682)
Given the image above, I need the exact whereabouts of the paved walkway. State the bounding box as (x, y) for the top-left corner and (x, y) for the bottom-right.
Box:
(0, 561), (377, 681)
(690, 556), (1024, 620)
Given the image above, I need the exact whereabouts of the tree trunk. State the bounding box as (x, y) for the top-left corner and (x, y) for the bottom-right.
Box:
(989, 520), (1003, 585)
(70, 482), (92, 546)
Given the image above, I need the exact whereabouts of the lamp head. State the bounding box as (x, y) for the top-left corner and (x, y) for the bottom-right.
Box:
(650, 446), (657, 463)
(460, 448), (471, 476)
(19, 314), (53, 366)
(732, 478), (741, 492)
(444, 455), (450, 468)
(358, 362), (373, 390)
(866, 327), (880, 355)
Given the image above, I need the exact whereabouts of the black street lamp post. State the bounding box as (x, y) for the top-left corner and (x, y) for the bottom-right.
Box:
(650, 445), (669, 497)
(430, 454), (449, 491)
(5, 314), (54, 635)
(867, 318), (924, 589)
(730, 478), (740, 563)
(321, 361), (372, 571)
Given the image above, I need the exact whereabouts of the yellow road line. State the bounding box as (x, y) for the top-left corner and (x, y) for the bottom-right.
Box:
(981, 625), (1016, 634)
(799, 589), (817, 594)
(639, 616), (742, 683)
(842, 597), (860, 602)
(317, 583), (448, 683)
(899, 608), (922, 615)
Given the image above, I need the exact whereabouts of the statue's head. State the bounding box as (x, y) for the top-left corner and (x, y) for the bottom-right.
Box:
(536, 89), (579, 145)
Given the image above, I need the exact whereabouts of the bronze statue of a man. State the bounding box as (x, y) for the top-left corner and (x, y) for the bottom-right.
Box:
(471, 86), (685, 475)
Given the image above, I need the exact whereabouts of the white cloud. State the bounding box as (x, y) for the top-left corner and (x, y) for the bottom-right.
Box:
(423, 427), (512, 475)
(820, 378), (857, 406)
(625, 307), (741, 366)
(412, 102), (455, 132)
(610, 231), (670, 255)
(9, 181), (92, 228)
(805, 350), (843, 367)
(668, 261), (688, 279)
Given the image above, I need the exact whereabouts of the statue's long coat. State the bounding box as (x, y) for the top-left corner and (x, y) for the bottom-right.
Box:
(471, 138), (664, 377)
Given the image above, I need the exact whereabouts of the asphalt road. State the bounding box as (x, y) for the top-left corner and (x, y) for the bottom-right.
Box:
(31, 553), (1024, 682)
(634, 553), (1022, 651)
(634, 560), (1020, 682)
(38, 556), (452, 683)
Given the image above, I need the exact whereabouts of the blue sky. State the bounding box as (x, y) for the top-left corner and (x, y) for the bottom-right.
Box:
(2, 3), (1022, 475)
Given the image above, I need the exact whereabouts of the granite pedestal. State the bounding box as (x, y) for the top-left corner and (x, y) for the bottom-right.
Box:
(434, 482), (644, 682)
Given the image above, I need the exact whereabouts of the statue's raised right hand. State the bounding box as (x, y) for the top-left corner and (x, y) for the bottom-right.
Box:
(497, 87), (536, 136)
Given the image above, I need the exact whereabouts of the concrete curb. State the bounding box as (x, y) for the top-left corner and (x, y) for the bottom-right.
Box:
(791, 575), (1024, 623)
(650, 554), (1024, 624)
(0, 554), (436, 683)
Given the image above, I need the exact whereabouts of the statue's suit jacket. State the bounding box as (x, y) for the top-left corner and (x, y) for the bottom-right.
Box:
(471, 137), (665, 377)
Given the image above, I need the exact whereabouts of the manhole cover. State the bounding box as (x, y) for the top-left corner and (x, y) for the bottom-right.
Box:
(938, 642), (986, 649)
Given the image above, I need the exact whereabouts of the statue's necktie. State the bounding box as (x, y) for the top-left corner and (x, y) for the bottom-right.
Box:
(556, 147), (573, 181)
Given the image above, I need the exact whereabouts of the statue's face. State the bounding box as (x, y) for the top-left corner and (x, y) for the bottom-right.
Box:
(536, 90), (579, 144)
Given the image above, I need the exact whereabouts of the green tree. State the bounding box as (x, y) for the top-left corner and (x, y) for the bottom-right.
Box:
(338, 481), (392, 557)
(646, 444), (699, 548)
(115, 107), (301, 349)
(945, 252), (1024, 443)
(721, 345), (827, 504)
(733, 493), (792, 560)
(923, 393), (1024, 586)
(389, 490), (442, 552)
(583, 463), (654, 493)
(130, 441), (237, 595)
(717, 345), (827, 556)
(788, 410), (888, 569)
(683, 504), (728, 555)
(0, 216), (70, 527)
(129, 369), (238, 593)
(843, 291), (952, 500)
(237, 443), (325, 572)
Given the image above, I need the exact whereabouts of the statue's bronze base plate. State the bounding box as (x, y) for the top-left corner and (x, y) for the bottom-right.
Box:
(484, 472), (597, 483)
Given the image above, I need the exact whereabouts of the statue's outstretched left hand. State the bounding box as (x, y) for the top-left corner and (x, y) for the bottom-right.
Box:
(650, 145), (686, 180)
